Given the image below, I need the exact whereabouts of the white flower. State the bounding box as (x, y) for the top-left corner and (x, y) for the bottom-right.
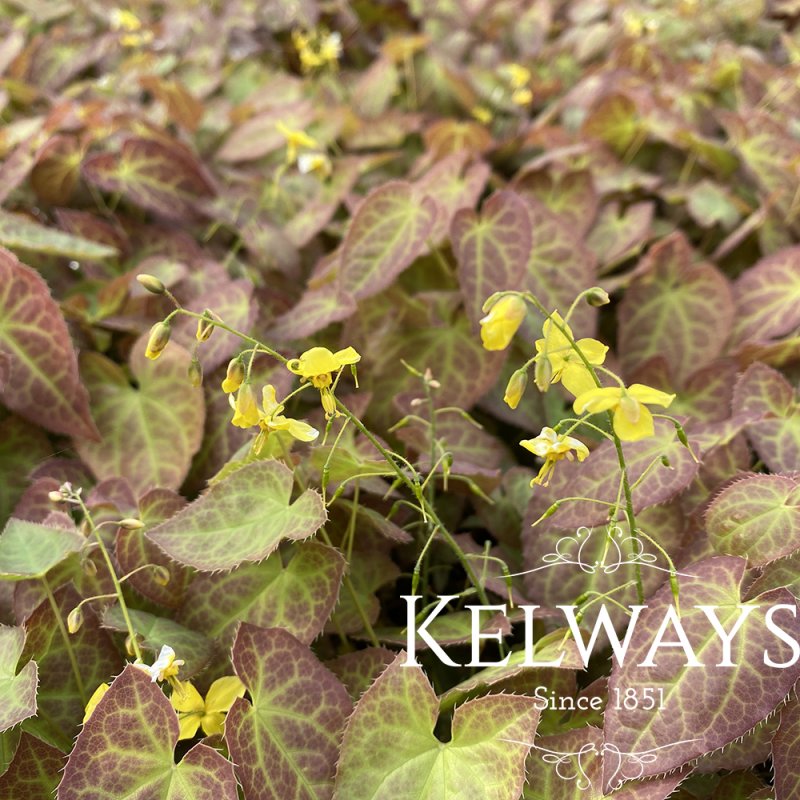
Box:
(134, 645), (184, 683)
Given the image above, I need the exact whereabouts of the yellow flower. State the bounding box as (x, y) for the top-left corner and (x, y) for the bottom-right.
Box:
(83, 683), (109, 723)
(318, 31), (343, 65)
(511, 87), (533, 106)
(479, 295), (526, 351)
(253, 385), (319, 452)
(520, 427), (589, 487)
(276, 122), (320, 165)
(298, 152), (332, 178)
(534, 311), (607, 397)
(222, 358), (245, 394)
(230, 383), (260, 428)
(292, 29), (342, 72)
(471, 105), (493, 124)
(171, 676), (245, 740)
(573, 384), (676, 442)
(287, 346), (361, 417)
(133, 644), (184, 685)
(110, 8), (141, 31)
(500, 63), (531, 90)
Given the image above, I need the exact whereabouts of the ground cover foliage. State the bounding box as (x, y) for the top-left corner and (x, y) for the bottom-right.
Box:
(0, 0), (799, 798)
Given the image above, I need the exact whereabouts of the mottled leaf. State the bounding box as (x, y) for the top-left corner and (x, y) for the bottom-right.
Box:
(23, 586), (119, 752)
(588, 202), (654, 270)
(733, 362), (800, 474)
(180, 542), (344, 647)
(0, 518), (83, 581)
(75, 335), (205, 495)
(773, 694), (800, 800)
(57, 665), (238, 800)
(707, 475), (800, 566)
(0, 211), (116, 260)
(325, 647), (395, 701)
(0, 416), (52, 529)
(618, 233), (734, 381)
(513, 169), (598, 237)
(452, 190), (532, 329)
(730, 246), (800, 346)
(603, 556), (800, 788)
(582, 93), (643, 153)
(334, 653), (539, 800)
(0, 733), (63, 797)
(0, 626), (37, 733)
(0, 247), (99, 440)
(226, 624), (352, 800)
(339, 181), (437, 300)
(83, 137), (215, 222)
(148, 460), (326, 571)
(269, 285), (357, 342)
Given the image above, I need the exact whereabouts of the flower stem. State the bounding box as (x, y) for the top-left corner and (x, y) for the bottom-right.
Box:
(42, 574), (87, 705)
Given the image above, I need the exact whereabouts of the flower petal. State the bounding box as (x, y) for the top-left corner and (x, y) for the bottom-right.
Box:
(333, 346), (361, 367)
(574, 338), (609, 366)
(560, 363), (598, 398)
(627, 384), (676, 408)
(288, 347), (339, 377)
(200, 711), (226, 738)
(177, 713), (202, 741)
(613, 402), (654, 441)
(286, 418), (320, 442)
(261, 385), (280, 416)
(205, 676), (246, 714)
(573, 387), (623, 415)
(83, 683), (110, 723)
(170, 681), (205, 714)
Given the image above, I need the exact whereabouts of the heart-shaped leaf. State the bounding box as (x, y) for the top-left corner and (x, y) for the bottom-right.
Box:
(0, 518), (84, 580)
(57, 665), (238, 800)
(618, 233), (734, 381)
(180, 541), (344, 646)
(452, 190), (532, 329)
(147, 460), (326, 571)
(333, 652), (539, 800)
(226, 623), (352, 800)
(0, 247), (99, 440)
(733, 363), (800, 474)
(603, 556), (800, 789)
(707, 475), (800, 566)
(773, 694), (800, 800)
(339, 181), (437, 300)
(76, 335), (205, 495)
(0, 626), (37, 733)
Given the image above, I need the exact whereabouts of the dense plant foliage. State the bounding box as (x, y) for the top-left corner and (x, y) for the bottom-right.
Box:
(0, 0), (799, 798)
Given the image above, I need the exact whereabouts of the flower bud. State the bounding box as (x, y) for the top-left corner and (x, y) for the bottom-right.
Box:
(136, 274), (166, 295)
(48, 490), (64, 503)
(195, 310), (215, 342)
(82, 556), (98, 577)
(479, 295), (526, 351)
(585, 287), (610, 307)
(119, 518), (144, 530)
(153, 566), (170, 586)
(188, 358), (203, 388)
(534, 356), (553, 392)
(145, 321), (171, 360)
(67, 606), (83, 634)
(222, 358), (246, 393)
(503, 368), (528, 409)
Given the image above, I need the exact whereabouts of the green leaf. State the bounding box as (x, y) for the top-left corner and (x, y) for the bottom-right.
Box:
(0, 733), (63, 797)
(0, 247), (99, 440)
(0, 518), (84, 581)
(617, 233), (734, 381)
(582, 93), (642, 153)
(603, 556), (800, 788)
(334, 653), (539, 800)
(0, 626), (37, 733)
(102, 606), (213, 678)
(147, 460), (326, 571)
(0, 416), (52, 528)
(180, 541), (344, 647)
(0, 210), (117, 259)
(22, 585), (120, 752)
(75, 334), (205, 495)
(226, 623), (353, 800)
(686, 180), (740, 230)
(57, 665), (238, 800)
(707, 475), (800, 566)
(452, 190), (532, 329)
(339, 181), (437, 301)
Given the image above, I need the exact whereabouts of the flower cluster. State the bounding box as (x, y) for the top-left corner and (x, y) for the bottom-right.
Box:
(478, 292), (675, 487)
(292, 28), (343, 73)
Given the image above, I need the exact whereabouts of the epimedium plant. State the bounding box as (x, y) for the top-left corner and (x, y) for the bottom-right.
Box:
(0, 1), (800, 799)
